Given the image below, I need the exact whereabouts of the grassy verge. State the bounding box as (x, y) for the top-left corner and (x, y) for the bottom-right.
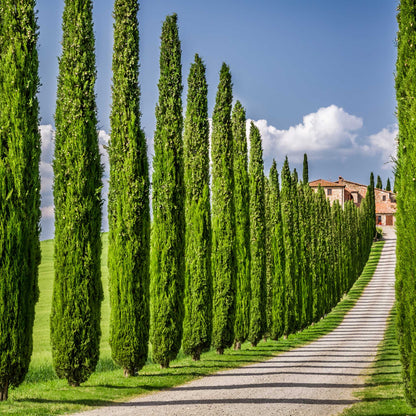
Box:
(0, 239), (384, 416)
(340, 305), (416, 416)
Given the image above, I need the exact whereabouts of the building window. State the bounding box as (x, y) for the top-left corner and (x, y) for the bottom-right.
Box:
(382, 195), (386, 201)
(377, 216), (382, 225)
(327, 189), (332, 196)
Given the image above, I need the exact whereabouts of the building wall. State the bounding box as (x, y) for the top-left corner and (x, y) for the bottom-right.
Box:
(311, 186), (344, 206)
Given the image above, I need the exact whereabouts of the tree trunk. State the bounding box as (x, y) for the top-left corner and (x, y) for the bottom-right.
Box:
(216, 347), (224, 355)
(69, 381), (80, 387)
(160, 360), (170, 369)
(234, 341), (241, 350)
(124, 368), (137, 377)
(0, 381), (8, 401)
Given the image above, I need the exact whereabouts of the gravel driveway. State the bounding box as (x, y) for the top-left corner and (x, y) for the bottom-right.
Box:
(72, 228), (396, 416)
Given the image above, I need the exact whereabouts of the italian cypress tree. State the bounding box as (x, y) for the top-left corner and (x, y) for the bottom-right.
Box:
(51, 0), (103, 387)
(211, 63), (236, 354)
(386, 177), (391, 191)
(302, 153), (309, 184)
(369, 172), (376, 238)
(182, 54), (211, 361)
(267, 160), (285, 340)
(281, 157), (297, 335)
(150, 14), (185, 368)
(107, 0), (150, 377)
(395, 0), (416, 404)
(376, 175), (383, 189)
(0, 0), (41, 400)
(232, 101), (250, 349)
(248, 123), (266, 346)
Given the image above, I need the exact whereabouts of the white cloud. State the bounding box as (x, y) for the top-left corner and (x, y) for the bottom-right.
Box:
(250, 105), (363, 164)
(365, 125), (398, 169)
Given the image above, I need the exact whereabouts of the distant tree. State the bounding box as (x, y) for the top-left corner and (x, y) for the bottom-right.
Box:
(386, 177), (391, 191)
(376, 175), (383, 189)
(302, 153), (309, 184)
(395, 0), (416, 403)
(51, 0), (103, 387)
(232, 101), (251, 349)
(211, 63), (236, 354)
(182, 54), (212, 361)
(150, 14), (185, 368)
(0, 0), (41, 400)
(107, 0), (150, 377)
(248, 123), (266, 346)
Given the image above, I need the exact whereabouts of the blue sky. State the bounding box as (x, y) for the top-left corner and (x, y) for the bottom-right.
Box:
(36, 0), (398, 239)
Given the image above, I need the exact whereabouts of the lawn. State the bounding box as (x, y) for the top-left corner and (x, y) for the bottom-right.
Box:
(0, 239), (387, 415)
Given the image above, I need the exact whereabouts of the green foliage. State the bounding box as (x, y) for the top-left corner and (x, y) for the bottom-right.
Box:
(232, 101), (251, 346)
(386, 177), (391, 191)
(266, 160), (285, 340)
(150, 14), (185, 368)
(302, 153), (309, 184)
(50, 0), (103, 387)
(211, 63), (236, 353)
(182, 54), (211, 360)
(281, 158), (298, 335)
(107, 0), (150, 376)
(248, 123), (266, 346)
(0, 0), (41, 400)
(376, 175), (383, 189)
(395, 0), (416, 406)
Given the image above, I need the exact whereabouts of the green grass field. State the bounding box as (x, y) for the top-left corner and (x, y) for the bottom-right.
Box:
(0, 239), (393, 415)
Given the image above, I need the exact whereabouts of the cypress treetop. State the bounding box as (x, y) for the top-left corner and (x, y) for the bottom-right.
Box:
(376, 175), (383, 189)
(303, 153), (309, 184)
(386, 177), (391, 191)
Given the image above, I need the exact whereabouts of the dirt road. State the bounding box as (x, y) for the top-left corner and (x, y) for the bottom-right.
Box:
(72, 229), (396, 416)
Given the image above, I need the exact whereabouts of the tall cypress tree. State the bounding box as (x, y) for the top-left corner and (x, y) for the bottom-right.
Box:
(267, 160), (285, 340)
(182, 54), (211, 361)
(0, 0), (41, 400)
(376, 175), (383, 189)
(281, 157), (297, 335)
(232, 101), (250, 349)
(150, 14), (184, 368)
(302, 153), (309, 184)
(395, 0), (416, 404)
(108, 0), (150, 377)
(211, 63), (236, 354)
(386, 177), (391, 191)
(51, 0), (103, 386)
(248, 123), (266, 346)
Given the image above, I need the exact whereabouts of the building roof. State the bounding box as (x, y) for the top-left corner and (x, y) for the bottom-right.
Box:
(309, 179), (345, 188)
(376, 202), (397, 214)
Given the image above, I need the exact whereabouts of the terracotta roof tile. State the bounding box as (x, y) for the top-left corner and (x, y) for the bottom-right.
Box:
(309, 179), (345, 188)
(375, 202), (397, 214)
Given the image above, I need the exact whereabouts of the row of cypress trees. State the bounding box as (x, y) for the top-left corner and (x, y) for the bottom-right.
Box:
(395, 0), (416, 407)
(0, 0), (378, 396)
(264, 162), (376, 338)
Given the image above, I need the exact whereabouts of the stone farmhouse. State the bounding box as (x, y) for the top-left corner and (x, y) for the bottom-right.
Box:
(309, 176), (396, 226)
